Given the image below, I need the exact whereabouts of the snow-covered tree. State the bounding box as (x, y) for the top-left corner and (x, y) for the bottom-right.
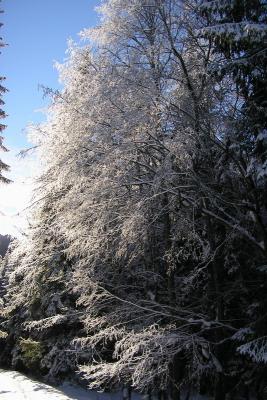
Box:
(0, 2), (10, 184)
(199, 1), (267, 398)
(1, 1), (266, 399)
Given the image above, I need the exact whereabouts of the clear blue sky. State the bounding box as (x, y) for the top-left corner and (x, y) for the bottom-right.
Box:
(0, 0), (100, 235)
(2, 0), (100, 149)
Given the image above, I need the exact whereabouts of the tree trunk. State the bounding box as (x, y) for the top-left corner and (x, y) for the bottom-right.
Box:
(122, 386), (132, 400)
(215, 375), (226, 400)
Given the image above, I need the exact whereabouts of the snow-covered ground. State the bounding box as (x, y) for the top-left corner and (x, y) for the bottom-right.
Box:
(0, 369), (120, 400)
(0, 369), (209, 400)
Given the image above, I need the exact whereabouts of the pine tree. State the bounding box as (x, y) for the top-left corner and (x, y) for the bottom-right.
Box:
(200, 2), (267, 398)
(202, 0), (267, 215)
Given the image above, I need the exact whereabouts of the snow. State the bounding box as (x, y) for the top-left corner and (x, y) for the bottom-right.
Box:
(0, 370), (122, 400)
(0, 369), (73, 400)
(59, 381), (132, 400)
(0, 370), (210, 400)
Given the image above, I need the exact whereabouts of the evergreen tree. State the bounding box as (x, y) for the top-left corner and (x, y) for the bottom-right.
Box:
(200, 1), (267, 398)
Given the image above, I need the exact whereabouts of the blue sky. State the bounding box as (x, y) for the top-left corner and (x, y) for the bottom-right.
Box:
(0, 0), (100, 235)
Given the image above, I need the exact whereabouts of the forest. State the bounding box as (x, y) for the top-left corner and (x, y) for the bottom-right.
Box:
(0, 1), (266, 399)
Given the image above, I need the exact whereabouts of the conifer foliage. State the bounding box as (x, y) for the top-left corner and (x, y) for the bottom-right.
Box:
(0, 1), (266, 399)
